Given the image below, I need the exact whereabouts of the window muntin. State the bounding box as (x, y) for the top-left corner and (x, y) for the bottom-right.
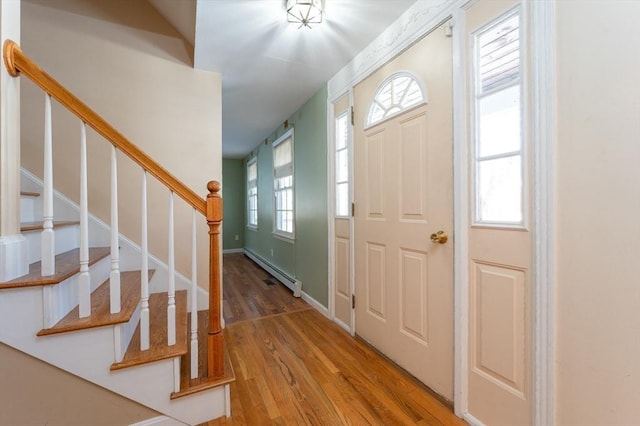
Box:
(366, 72), (426, 127)
(273, 130), (294, 239)
(247, 158), (258, 228)
(473, 9), (524, 225)
(335, 111), (350, 217)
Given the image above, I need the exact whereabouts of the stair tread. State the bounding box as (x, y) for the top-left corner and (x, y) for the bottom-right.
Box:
(111, 290), (189, 371)
(0, 247), (110, 289)
(20, 220), (80, 232)
(20, 191), (40, 197)
(171, 310), (235, 400)
(37, 270), (152, 336)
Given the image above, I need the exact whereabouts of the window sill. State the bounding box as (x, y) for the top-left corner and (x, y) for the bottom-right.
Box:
(272, 232), (295, 243)
(246, 225), (258, 232)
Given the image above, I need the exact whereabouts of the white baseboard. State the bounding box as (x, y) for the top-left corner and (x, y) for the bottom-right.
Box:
(463, 413), (486, 426)
(0, 234), (28, 281)
(129, 416), (188, 426)
(332, 316), (351, 333)
(301, 291), (329, 318)
(222, 248), (244, 254)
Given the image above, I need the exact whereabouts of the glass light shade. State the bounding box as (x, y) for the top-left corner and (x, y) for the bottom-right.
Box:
(287, 0), (323, 28)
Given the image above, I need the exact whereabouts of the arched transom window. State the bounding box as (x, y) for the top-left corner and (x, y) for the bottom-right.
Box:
(366, 72), (426, 127)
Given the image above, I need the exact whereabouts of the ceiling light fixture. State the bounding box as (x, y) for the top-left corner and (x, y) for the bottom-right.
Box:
(286, 0), (323, 29)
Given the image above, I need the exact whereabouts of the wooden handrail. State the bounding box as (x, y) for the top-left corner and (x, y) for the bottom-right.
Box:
(2, 39), (206, 215)
(4, 40), (226, 380)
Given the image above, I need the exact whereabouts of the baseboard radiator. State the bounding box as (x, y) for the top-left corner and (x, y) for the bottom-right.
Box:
(243, 249), (302, 297)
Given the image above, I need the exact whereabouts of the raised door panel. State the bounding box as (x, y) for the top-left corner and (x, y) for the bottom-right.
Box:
(399, 112), (429, 223)
(365, 242), (387, 321)
(365, 129), (386, 219)
(399, 248), (429, 345)
(472, 262), (526, 396)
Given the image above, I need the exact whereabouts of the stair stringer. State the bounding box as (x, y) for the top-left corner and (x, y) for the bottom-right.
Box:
(0, 283), (227, 424)
(20, 168), (210, 311)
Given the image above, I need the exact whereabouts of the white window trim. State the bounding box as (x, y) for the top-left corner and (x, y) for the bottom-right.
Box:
(246, 157), (258, 230)
(471, 7), (527, 229)
(272, 128), (295, 240)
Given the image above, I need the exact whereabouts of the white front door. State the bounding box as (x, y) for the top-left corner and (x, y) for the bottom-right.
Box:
(353, 24), (454, 399)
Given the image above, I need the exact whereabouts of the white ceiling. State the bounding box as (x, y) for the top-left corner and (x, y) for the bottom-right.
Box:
(150, 0), (417, 158)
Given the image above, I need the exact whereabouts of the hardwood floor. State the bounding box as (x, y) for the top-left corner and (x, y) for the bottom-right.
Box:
(223, 254), (310, 324)
(207, 253), (465, 425)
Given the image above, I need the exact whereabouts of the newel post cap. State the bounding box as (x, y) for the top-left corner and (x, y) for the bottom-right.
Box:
(207, 180), (221, 195)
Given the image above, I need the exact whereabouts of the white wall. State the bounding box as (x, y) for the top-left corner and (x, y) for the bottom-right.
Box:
(20, 0), (221, 287)
(555, 1), (640, 424)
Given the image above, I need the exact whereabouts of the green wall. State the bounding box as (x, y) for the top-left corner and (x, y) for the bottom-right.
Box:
(222, 158), (245, 251)
(244, 85), (329, 307)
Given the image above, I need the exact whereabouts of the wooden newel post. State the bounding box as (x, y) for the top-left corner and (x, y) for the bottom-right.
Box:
(206, 180), (224, 378)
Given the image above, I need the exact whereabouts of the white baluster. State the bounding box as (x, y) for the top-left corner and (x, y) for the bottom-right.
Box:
(78, 122), (91, 318)
(190, 208), (198, 379)
(41, 94), (55, 276)
(167, 191), (176, 346)
(140, 170), (150, 350)
(110, 145), (121, 313)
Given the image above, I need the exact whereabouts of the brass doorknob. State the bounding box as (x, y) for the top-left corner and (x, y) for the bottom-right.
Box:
(430, 231), (448, 244)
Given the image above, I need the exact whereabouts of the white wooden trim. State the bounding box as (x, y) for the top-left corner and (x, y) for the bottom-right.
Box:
(463, 413), (486, 426)
(333, 316), (351, 333)
(452, 4), (470, 418)
(173, 357), (180, 393)
(222, 248), (244, 254)
(78, 122), (91, 318)
(110, 145), (121, 314)
(301, 291), (330, 318)
(326, 97), (335, 324)
(0, 0), (25, 281)
(0, 235), (28, 282)
(129, 416), (188, 426)
(529, 0), (556, 424)
(190, 208), (198, 379)
(328, 0), (458, 101)
(140, 170), (150, 350)
(347, 89), (355, 336)
(41, 93), (55, 276)
(224, 384), (231, 417)
(167, 191), (176, 346)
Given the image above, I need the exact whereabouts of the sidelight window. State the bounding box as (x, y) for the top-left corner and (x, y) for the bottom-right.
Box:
(335, 111), (350, 217)
(473, 9), (524, 225)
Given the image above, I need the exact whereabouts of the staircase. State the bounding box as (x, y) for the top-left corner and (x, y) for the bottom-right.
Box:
(0, 41), (234, 424)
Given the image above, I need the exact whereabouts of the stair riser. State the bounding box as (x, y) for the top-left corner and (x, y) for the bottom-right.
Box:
(42, 255), (111, 328)
(20, 196), (40, 223)
(115, 303), (141, 363)
(24, 225), (79, 264)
